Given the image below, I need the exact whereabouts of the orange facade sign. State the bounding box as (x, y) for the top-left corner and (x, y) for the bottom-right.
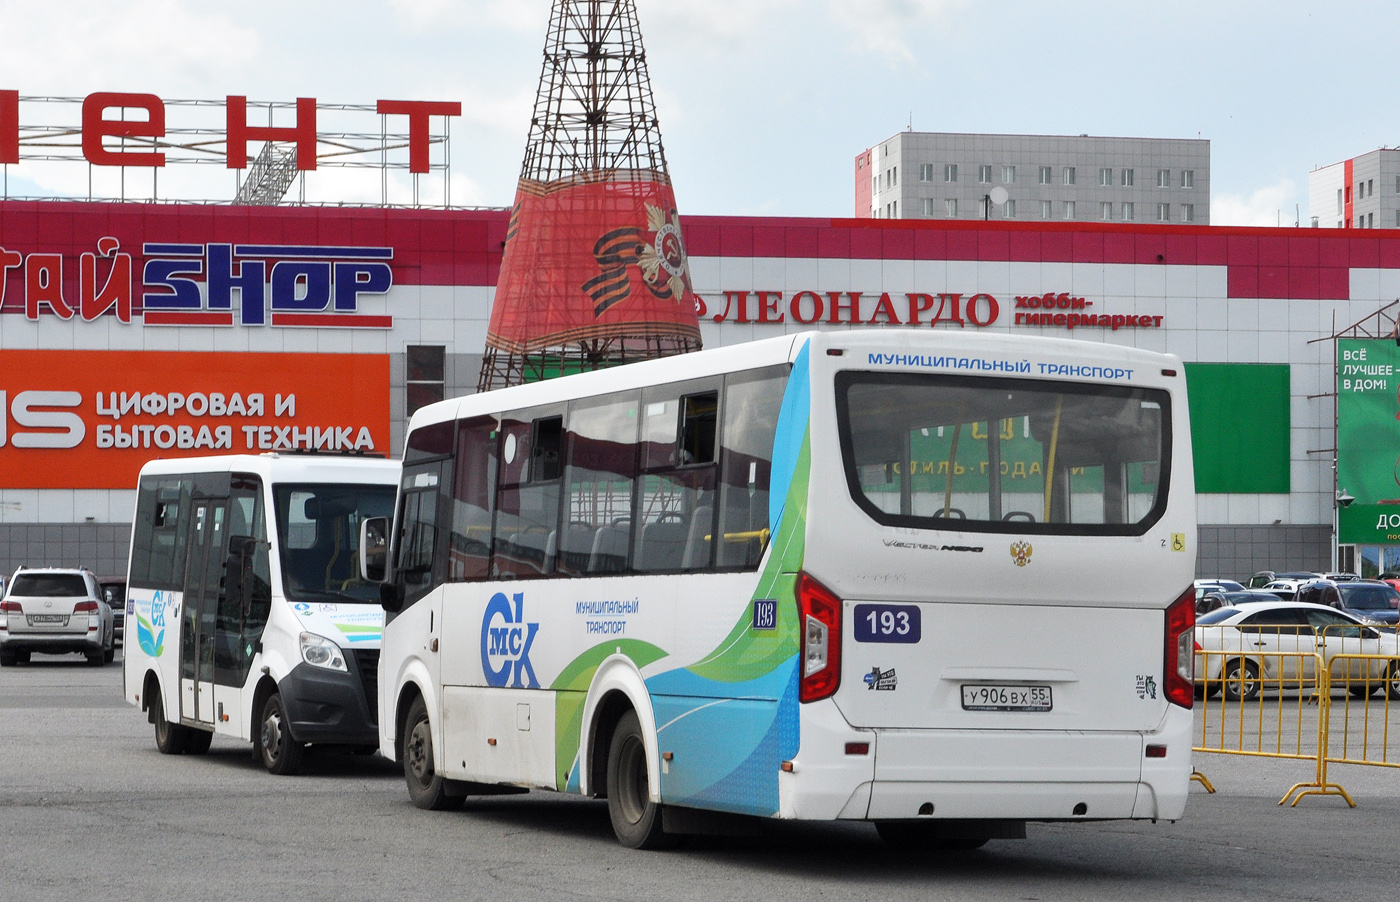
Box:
(0, 351), (390, 489)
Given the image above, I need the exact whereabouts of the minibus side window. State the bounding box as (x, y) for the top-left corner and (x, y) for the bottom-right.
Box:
(214, 475), (270, 686)
(130, 477), (190, 591)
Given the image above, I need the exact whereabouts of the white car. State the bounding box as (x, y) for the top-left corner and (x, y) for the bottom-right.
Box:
(0, 567), (116, 666)
(1194, 578), (1245, 601)
(1194, 600), (1400, 701)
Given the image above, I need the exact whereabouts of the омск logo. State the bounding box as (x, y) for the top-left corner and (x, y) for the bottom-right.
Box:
(480, 591), (540, 688)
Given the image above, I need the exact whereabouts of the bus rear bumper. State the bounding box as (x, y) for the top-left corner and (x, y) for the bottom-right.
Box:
(780, 701), (1191, 823)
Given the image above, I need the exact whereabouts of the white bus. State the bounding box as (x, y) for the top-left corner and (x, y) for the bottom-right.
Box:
(365, 330), (1196, 848)
(123, 453), (399, 773)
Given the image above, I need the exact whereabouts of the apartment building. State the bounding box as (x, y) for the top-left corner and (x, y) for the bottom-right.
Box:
(855, 131), (1210, 225)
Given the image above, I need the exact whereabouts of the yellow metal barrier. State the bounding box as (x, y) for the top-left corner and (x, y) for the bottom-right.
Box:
(1193, 647), (1350, 805)
(1189, 621), (1400, 807)
(1323, 653), (1400, 786)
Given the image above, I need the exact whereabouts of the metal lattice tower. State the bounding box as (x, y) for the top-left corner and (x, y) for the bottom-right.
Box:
(521, 0), (667, 185)
(478, 0), (701, 391)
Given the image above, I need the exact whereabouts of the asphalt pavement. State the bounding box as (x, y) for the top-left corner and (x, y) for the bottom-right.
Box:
(0, 653), (1393, 902)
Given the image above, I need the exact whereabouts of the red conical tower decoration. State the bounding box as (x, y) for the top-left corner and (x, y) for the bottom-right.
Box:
(477, 0), (702, 390)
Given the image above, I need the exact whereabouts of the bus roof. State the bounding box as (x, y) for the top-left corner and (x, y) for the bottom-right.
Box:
(408, 328), (1184, 435)
(135, 453), (401, 485)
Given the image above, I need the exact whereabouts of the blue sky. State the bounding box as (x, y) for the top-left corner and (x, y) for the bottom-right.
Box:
(0, 0), (1389, 225)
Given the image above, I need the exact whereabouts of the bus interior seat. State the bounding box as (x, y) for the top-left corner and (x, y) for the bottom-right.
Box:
(510, 529), (551, 570)
(638, 516), (689, 571)
(550, 522), (597, 574)
(588, 520), (630, 573)
(681, 506), (714, 569)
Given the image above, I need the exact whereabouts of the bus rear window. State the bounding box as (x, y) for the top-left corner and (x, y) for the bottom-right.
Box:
(836, 372), (1171, 536)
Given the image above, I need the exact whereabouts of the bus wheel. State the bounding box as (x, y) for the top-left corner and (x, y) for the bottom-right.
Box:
(258, 694), (305, 776)
(605, 710), (673, 849)
(152, 691), (189, 755)
(403, 696), (463, 811)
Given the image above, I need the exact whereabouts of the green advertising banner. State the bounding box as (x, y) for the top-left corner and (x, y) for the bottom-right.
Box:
(1337, 339), (1400, 542)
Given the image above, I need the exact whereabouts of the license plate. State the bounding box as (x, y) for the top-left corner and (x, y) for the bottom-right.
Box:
(28, 614), (68, 625)
(961, 684), (1052, 712)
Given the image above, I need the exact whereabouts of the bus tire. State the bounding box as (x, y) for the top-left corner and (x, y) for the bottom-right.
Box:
(258, 694), (305, 776)
(605, 709), (674, 850)
(402, 695), (463, 811)
(185, 729), (213, 755)
(1221, 659), (1260, 702)
(152, 691), (189, 755)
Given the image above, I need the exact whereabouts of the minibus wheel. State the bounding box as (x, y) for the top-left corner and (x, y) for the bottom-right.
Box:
(259, 694), (304, 775)
(403, 696), (463, 811)
(151, 691), (189, 755)
(605, 710), (674, 849)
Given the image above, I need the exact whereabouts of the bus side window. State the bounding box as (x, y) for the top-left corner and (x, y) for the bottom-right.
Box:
(396, 462), (448, 605)
(717, 366), (787, 569)
(561, 392), (640, 576)
(637, 381), (719, 573)
(493, 409), (563, 580)
(449, 416), (498, 582)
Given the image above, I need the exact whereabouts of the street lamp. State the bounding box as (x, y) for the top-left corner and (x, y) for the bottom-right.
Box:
(1334, 488), (1355, 572)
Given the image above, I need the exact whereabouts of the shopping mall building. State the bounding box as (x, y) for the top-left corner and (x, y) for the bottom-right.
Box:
(2, 200), (1398, 581)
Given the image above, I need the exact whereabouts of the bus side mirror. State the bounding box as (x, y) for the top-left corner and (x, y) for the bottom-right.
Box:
(360, 516), (390, 584)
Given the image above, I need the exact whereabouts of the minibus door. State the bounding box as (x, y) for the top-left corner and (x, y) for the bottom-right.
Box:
(179, 499), (227, 727)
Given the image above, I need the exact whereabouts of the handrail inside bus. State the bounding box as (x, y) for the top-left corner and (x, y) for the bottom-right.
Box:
(942, 420), (962, 518)
(1043, 394), (1064, 523)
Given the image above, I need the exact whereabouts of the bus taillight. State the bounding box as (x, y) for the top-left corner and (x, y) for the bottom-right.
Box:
(1164, 587), (1195, 710)
(798, 572), (842, 703)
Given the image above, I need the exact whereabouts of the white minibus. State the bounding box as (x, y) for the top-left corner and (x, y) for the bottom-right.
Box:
(364, 330), (1196, 848)
(123, 453), (399, 773)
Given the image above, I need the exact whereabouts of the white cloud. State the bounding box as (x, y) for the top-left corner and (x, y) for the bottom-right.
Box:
(828, 0), (966, 64)
(0, 0), (259, 89)
(1212, 179), (1300, 227)
(387, 0), (546, 33)
(640, 0), (800, 46)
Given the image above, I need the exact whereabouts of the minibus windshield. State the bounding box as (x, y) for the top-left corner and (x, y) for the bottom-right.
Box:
(273, 482), (397, 602)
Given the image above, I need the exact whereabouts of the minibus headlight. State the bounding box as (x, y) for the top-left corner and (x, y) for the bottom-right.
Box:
(299, 631), (348, 672)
